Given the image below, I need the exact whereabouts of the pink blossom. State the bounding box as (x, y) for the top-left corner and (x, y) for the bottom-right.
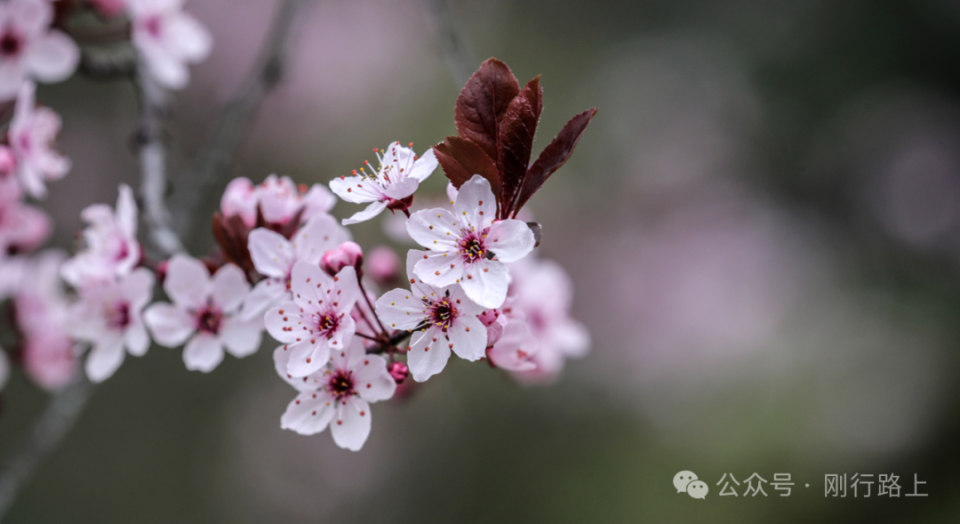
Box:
(127, 0), (212, 89)
(273, 338), (395, 451)
(264, 262), (360, 378)
(367, 246), (400, 286)
(329, 142), (438, 225)
(67, 268), (155, 382)
(0, 192), (50, 256)
(486, 318), (538, 372)
(406, 175), (535, 309)
(220, 175), (336, 227)
(0, 0), (79, 101)
(14, 249), (79, 390)
(506, 257), (589, 383)
(143, 255), (262, 372)
(375, 250), (486, 382)
(320, 241), (363, 277)
(61, 184), (140, 287)
(244, 214), (350, 319)
(8, 81), (71, 198)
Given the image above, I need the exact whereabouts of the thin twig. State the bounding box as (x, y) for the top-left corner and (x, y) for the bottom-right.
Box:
(0, 377), (92, 522)
(178, 0), (313, 235)
(426, 0), (477, 87)
(136, 65), (184, 257)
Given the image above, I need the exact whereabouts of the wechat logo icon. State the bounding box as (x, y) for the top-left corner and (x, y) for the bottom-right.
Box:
(674, 471), (709, 499)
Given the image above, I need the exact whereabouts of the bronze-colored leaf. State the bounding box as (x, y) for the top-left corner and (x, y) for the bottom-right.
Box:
(498, 76), (542, 218)
(454, 58), (520, 165)
(433, 136), (501, 198)
(513, 108), (598, 216)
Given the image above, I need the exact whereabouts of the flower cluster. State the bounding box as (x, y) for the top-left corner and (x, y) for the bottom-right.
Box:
(0, 55), (595, 454)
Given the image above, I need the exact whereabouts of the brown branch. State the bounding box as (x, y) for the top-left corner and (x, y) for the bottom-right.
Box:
(426, 0), (477, 87)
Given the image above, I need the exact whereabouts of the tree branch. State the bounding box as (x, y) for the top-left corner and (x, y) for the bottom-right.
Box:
(426, 0), (477, 87)
(0, 377), (92, 522)
(178, 0), (313, 234)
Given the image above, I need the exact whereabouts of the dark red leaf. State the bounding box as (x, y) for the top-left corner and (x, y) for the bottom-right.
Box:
(212, 212), (255, 279)
(454, 58), (520, 165)
(498, 76), (542, 218)
(433, 136), (501, 198)
(513, 108), (598, 216)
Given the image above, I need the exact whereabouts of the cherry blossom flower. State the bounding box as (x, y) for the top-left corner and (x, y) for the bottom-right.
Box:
(0, 0), (79, 101)
(8, 81), (71, 198)
(375, 250), (486, 382)
(505, 257), (590, 382)
(67, 268), (155, 382)
(320, 241), (362, 277)
(61, 184), (140, 287)
(243, 214), (350, 320)
(14, 249), (79, 390)
(143, 255), (262, 372)
(329, 141), (438, 225)
(273, 338), (395, 451)
(220, 175), (336, 228)
(486, 318), (538, 372)
(264, 262), (360, 378)
(127, 0), (212, 90)
(406, 175), (535, 309)
(0, 194), (50, 256)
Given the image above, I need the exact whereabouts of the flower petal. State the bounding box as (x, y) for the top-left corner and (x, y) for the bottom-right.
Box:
(375, 288), (427, 331)
(330, 397), (372, 451)
(286, 338), (330, 378)
(143, 302), (194, 347)
(409, 148), (438, 182)
(342, 201), (388, 225)
(292, 214), (350, 264)
(281, 390), (336, 435)
(123, 316), (150, 356)
(407, 326), (451, 382)
(448, 315), (486, 362)
(211, 263), (250, 313)
(163, 254), (210, 309)
(85, 334), (125, 383)
(273, 345), (325, 392)
(414, 252), (464, 289)
(248, 227), (294, 279)
(353, 354), (396, 402)
(264, 302), (304, 343)
(382, 176), (419, 200)
(183, 332), (224, 372)
(454, 175), (497, 230)
(240, 278), (286, 321)
(460, 259), (508, 309)
(219, 316), (262, 358)
(329, 175), (383, 204)
(25, 32), (80, 82)
(406, 208), (459, 251)
(486, 219), (535, 263)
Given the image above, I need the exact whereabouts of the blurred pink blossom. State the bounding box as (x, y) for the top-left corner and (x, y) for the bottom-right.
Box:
(61, 184), (140, 287)
(9, 81), (71, 198)
(0, 0), (79, 100)
(220, 175), (335, 227)
(128, 0), (211, 89)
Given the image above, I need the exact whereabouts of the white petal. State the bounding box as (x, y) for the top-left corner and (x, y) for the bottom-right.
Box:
(183, 333), (224, 372)
(454, 175), (497, 230)
(414, 252), (464, 289)
(248, 228), (293, 279)
(407, 327), (451, 382)
(219, 316), (262, 358)
(330, 397), (372, 451)
(273, 345), (325, 392)
(460, 259), (508, 309)
(9, 0), (51, 33)
(281, 390), (336, 435)
(375, 288), (427, 331)
(448, 315), (486, 362)
(331, 266), (360, 315)
(382, 177), (419, 200)
(163, 254), (210, 309)
(286, 339), (329, 378)
(85, 334), (125, 383)
(140, 45), (188, 89)
(342, 201), (388, 225)
(409, 148), (438, 182)
(293, 214), (350, 264)
(353, 354), (396, 402)
(240, 278), (286, 321)
(25, 32), (80, 82)
(115, 184), (139, 239)
(486, 219), (535, 263)
(211, 263), (250, 313)
(166, 12), (212, 61)
(143, 302), (195, 347)
(0, 61), (26, 102)
(263, 302), (304, 343)
(121, 268), (155, 310)
(300, 184), (336, 220)
(123, 316), (150, 356)
(406, 208), (459, 251)
(329, 175), (383, 204)
(289, 260), (334, 307)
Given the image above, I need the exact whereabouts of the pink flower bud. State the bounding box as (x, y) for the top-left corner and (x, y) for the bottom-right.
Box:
(367, 246), (400, 287)
(478, 309), (505, 347)
(220, 177), (257, 227)
(388, 361), (409, 384)
(321, 241), (363, 277)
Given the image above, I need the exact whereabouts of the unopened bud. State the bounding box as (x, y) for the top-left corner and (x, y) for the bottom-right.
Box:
(368, 246), (400, 287)
(478, 309), (505, 347)
(388, 361), (409, 384)
(321, 241), (364, 277)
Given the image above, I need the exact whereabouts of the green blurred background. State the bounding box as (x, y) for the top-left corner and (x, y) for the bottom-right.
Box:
(5, 0), (960, 521)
